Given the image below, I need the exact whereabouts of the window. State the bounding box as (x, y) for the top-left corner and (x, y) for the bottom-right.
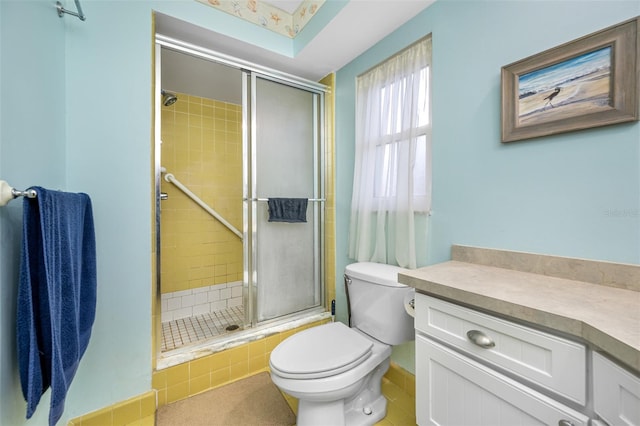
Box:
(374, 66), (431, 210)
(348, 36), (432, 269)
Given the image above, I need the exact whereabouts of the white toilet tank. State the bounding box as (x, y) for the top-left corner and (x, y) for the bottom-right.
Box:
(345, 262), (415, 345)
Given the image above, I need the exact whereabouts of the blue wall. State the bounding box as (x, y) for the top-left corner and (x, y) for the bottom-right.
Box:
(335, 0), (640, 321)
(1, 1), (67, 423)
(335, 0), (639, 372)
(1, 0), (638, 423)
(0, 0), (302, 423)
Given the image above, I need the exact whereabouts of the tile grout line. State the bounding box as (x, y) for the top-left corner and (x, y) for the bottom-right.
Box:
(161, 305), (245, 351)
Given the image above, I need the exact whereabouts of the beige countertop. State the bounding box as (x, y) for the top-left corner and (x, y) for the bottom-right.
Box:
(398, 245), (640, 374)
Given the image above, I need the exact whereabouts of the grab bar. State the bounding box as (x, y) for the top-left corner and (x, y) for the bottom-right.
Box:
(162, 170), (243, 240)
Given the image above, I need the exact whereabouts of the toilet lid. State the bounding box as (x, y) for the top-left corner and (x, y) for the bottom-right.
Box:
(270, 322), (373, 379)
(345, 262), (409, 287)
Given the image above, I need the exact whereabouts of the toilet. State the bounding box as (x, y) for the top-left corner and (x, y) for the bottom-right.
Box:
(269, 262), (415, 426)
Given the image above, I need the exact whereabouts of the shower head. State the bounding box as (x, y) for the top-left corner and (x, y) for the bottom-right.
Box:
(161, 90), (178, 107)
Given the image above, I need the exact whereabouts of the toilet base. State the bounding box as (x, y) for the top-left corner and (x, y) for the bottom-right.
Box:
(345, 393), (387, 426)
(298, 399), (345, 426)
(297, 393), (387, 426)
(293, 356), (390, 426)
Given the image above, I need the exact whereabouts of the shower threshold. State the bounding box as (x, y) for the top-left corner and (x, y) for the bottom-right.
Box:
(157, 307), (330, 370)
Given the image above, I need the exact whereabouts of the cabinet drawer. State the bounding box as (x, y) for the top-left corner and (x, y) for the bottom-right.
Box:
(416, 335), (589, 426)
(415, 294), (586, 405)
(592, 351), (640, 426)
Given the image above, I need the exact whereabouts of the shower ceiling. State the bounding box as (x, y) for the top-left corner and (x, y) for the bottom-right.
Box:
(161, 49), (243, 105)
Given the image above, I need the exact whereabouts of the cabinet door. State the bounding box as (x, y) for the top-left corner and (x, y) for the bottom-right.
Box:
(416, 334), (589, 426)
(592, 352), (640, 426)
(415, 294), (586, 405)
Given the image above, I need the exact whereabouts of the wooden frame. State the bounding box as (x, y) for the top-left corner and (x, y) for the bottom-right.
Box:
(501, 17), (639, 143)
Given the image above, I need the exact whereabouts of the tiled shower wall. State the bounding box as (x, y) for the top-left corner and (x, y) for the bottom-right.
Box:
(160, 93), (243, 296)
(161, 281), (242, 322)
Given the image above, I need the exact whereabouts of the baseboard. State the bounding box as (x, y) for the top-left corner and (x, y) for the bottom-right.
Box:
(67, 390), (156, 426)
(384, 361), (416, 397)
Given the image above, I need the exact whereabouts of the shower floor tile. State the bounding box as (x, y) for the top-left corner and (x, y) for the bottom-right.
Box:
(161, 305), (244, 352)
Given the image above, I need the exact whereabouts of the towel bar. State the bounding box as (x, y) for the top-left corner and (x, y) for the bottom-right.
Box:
(56, 0), (86, 21)
(246, 198), (325, 202)
(0, 180), (37, 207)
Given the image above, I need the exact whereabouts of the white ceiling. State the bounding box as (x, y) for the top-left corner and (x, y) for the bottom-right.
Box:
(157, 0), (435, 102)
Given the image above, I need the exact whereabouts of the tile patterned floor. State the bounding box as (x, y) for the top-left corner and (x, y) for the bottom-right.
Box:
(161, 305), (244, 351)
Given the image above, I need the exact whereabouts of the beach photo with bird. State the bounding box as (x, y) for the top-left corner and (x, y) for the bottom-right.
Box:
(517, 46), (612, 126)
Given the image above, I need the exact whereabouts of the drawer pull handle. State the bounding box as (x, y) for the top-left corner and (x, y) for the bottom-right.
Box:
(558, 421), (574, 426)
(466, 330), (495, 349)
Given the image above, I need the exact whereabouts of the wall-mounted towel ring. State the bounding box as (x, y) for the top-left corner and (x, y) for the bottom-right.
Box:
(0, 180), (37, 207)
(56, 0), (86, 21)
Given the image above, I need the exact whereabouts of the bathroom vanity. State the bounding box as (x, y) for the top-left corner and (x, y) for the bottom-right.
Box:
(399, 245), (640, 426)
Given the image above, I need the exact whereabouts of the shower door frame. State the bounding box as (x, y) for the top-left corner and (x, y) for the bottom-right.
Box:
(245, 73), (326, 328)
(154, 35), (327, 356)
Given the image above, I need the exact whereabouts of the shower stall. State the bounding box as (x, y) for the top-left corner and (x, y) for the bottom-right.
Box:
(154, 36), (326, 355)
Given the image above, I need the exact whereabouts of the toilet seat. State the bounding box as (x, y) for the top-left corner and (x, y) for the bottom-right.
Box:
(270, 322), (373, 379)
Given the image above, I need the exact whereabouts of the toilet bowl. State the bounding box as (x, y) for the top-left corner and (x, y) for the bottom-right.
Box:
(269, 262), (415, 426)
(270, 322), (391, 426)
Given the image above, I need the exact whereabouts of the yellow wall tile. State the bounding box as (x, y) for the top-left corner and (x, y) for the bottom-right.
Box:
(166, 362), (189, 385)
(279, 329), (296, 342)
(80, 410), (113, 426)
(320, 73), (336, 311)
(126, 415), (155, 426)
(189, 356), (212, 378)
(405, 373), (416, 398)
(229, 361), (249, 380)
(156, 388), (167, 407)
(227, 344), (248, 361)
(140, 393), (156, 417)
(248, 339), (265, 358)
(189, 373), (211, 396)
(249, 354), (266, 374)
(70, 391), (156, 426)
(166, 381), (189, 404)
(209, 349), (231, 370)
(210, 366), (231, 386)
(112, 400), (141, 425)
(264, 334), (281, 353)
(161, 93), (243, 295)
(153, 320), (330, 408)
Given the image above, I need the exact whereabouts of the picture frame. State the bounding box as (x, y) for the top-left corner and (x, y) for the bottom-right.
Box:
(501, 17), (639, 143)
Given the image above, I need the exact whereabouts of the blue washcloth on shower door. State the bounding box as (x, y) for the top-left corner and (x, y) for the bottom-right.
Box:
(267, 198), (308, 223)
(16, 187), (97, 426)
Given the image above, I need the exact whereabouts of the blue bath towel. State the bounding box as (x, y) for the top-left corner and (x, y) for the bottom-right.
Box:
(267, 198), (308, 223)
(17, 187), (97, 426)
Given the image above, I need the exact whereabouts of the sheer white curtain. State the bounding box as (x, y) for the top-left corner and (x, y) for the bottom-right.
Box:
(348, 37), (432, 269)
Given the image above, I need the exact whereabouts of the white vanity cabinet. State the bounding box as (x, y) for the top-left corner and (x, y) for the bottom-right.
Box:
(415, 293), (590, 426)
(592, 351), (640, 426)
(401, 246), (640, 426)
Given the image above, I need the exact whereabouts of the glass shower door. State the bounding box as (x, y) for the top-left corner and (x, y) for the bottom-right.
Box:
(250, 76), (323, 323)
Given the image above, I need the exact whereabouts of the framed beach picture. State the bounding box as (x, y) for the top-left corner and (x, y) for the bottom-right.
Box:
(501, 17), (639, 143)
